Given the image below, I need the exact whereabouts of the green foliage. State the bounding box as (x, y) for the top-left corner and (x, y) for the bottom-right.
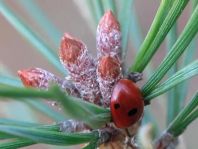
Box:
(178, 0), (198, 116)
(166, 24), (180, 124)
(130, 0), (189, 72)
(101, 0), (117, 15)
(17, 0), (61, 47)
(167, 93), (198, 137)
(142, 4), (198, 96)
(118, 0), (134, 59)
(129, 6), (143, 50)
(92, 0), (104, 23)
(0, 124), (97, 145)
(0, 119), (99, 147)
(0, 84), (110, 129)
(0, 75), (66, 121)
(145, 60), (198, 101)
(0, 139), (35, 149)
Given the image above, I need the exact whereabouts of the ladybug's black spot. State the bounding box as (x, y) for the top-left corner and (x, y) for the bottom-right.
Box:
(114, 103), (120, 109)
(128, 108), (137, 116)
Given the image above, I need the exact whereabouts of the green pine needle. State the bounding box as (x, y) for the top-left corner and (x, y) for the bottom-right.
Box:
(17, 0), (61, 47)
(0, 119), (99, 147)
(92, 0), (104, 23)
(178, 0), (198, 113)
(86, 0), (98, 26)
(145, 60), (198, 101)
(129, 0), (173, 72)
(142, 4), (198, 96)
(129, 6), (143, 50)
(0, 118), (42, 127)
(182, 108), (198, 128)
(0, 119), (60, 131)
(166, 23), (179, 125)
(0, 84), (111, 128)
(0, 118), (59, 140)
(0, 75), (21, 87)
(0, 75), (65, 121)
(0, 138), (35, 149)
(101, 0), (117, 15)
(0, 132), (13, 140)
(0, 124), (97, 146)
(0, 2), (66, 75)
(167, 93), (198, 137)
(118, 0), (134, 59)
(130, 0), (189, 73)
(26, 100), (65, 122)
(0, 73), (111, 124)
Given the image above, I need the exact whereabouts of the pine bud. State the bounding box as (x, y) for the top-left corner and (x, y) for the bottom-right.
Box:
(18, 67), (79, 97)
(97, 10), (121, 58)
(97, 56), (122, 107)
(59, 34), (101, 104)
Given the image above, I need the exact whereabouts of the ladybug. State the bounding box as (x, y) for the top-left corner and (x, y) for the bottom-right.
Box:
(110, 79), (144, 128)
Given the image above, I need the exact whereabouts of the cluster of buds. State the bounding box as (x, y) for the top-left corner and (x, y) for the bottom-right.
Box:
(96, 11), (123, 107)
(18, 10), (122, 108)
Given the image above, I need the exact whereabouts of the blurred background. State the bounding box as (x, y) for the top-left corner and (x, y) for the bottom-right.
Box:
(0, 0), (197, 148)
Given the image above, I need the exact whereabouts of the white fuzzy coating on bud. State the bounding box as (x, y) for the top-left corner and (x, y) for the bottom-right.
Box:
(96, 11), (123, 107)
(60, 34), (101, 104)
(97, 56), (123, 107)
(96, 10), (121, 59)
(18, 67), (80, 97)
(97, 28), (121, 57)
(18, 67), (58, 89)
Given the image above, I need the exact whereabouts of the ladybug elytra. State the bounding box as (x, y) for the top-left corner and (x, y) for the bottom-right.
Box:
(110, 79), (144, 128)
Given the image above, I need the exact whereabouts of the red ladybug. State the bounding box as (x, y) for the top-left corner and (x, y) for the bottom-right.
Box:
(110, 79), (144, 128)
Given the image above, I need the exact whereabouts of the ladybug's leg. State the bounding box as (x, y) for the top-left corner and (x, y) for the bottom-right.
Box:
(127, 72), (143, 83)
